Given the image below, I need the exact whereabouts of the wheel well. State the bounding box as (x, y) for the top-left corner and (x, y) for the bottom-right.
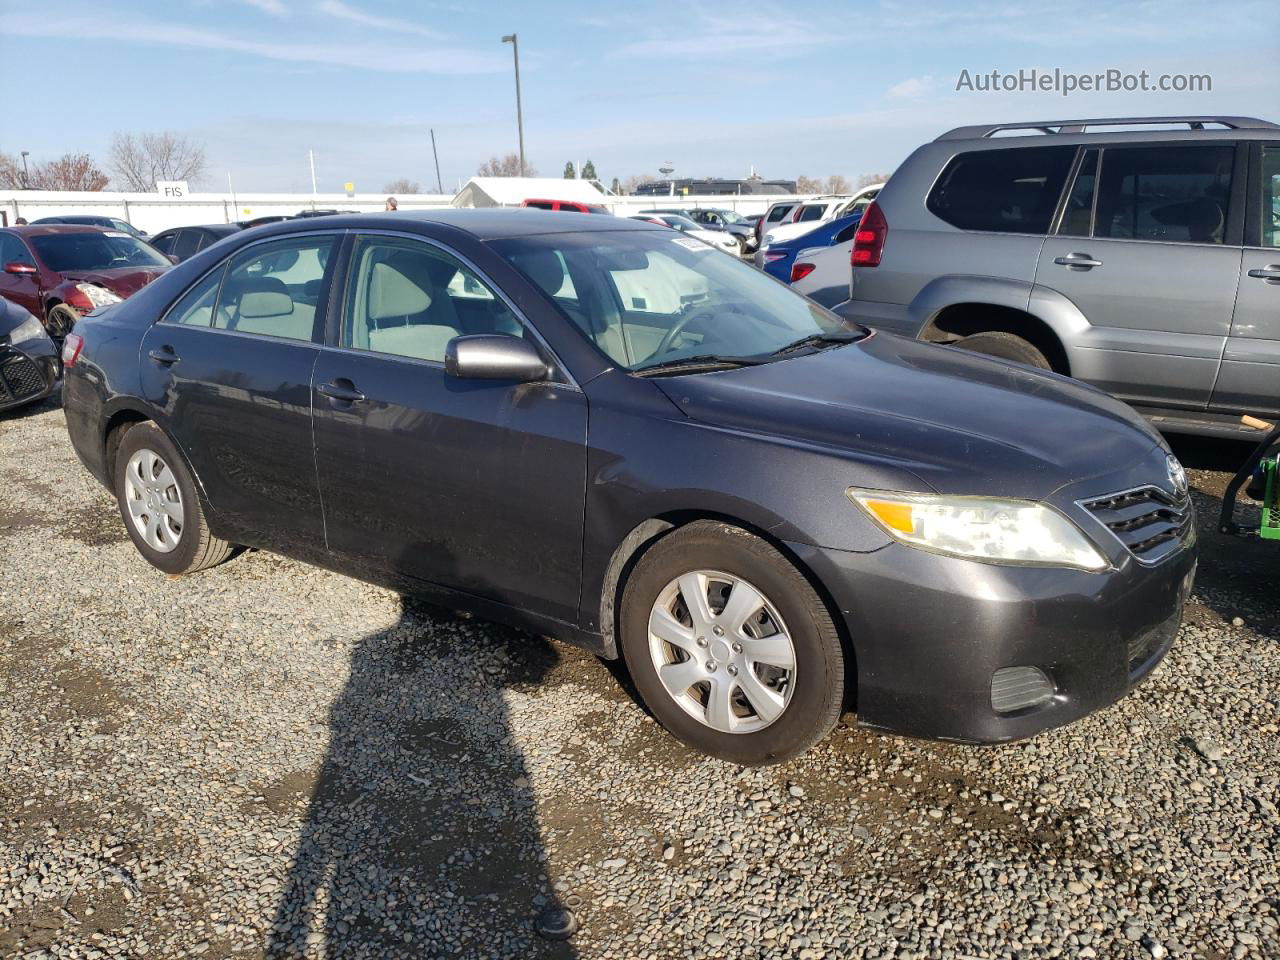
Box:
(103, 410), (151, 480)
(599, 511), (856, 709)
(923, 303), (1069, 375)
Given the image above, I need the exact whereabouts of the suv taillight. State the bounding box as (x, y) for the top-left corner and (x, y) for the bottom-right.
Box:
(62, 333), (84, 367)
(851, 200), (887, 268)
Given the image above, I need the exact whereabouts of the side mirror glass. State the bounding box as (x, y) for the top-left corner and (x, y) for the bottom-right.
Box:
(445, 334), (550, 382)
(3, 261), (36, 275)
(167, 254), (180, 265)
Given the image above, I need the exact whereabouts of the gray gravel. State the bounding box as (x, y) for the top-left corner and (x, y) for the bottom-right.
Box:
(2, 394), (1278, 959)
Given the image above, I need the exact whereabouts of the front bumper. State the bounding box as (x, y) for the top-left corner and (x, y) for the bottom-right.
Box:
(0, 341), (61, 412)
(787, 536), (1196, 743)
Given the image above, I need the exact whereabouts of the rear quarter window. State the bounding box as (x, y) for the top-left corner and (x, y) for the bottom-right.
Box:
(927, 145), (1076, 234)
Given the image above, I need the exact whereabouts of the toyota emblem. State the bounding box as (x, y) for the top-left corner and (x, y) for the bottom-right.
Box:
(1167, 455), (1188, 497)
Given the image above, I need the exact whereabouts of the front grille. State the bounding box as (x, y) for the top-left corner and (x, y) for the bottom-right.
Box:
(0, 353), (46, 404)
(1080, 485), (1192, 564)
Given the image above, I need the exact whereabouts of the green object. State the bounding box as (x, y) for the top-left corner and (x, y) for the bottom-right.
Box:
(1262, 456), (1280, 541)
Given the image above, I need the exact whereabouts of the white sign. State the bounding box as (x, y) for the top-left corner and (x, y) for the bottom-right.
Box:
(156, 180), (190, 198)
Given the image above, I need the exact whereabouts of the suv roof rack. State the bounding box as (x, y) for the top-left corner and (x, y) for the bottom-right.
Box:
(936, 116), (1280, 141)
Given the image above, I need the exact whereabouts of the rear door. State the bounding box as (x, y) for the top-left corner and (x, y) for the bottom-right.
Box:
(1035, 142), (1244, 409)
(138, 232), (339, 551)
(1211, 141), (1280, 417)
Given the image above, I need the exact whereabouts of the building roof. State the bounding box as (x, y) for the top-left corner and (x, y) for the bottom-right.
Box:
(453, 177), (611, 208)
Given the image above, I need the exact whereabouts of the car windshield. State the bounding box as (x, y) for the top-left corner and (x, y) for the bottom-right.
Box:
(492, 228), (860, 372)
(30, 232), (168, 272)
(659, 214), (699, 230)
(715, 210), (746, 224)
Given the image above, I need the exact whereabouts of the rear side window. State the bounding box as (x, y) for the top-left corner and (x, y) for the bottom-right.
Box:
(927, 145), (1076, 234)
(214, 236), (336, 341)
(1094, 145), (1234, 244)
(525, 201), (554, 210)
(165, 265), (225, 327)
(150, 231), (177, 255)
(1262, 145), (1280, 248)
(795, 205), (826, 222)
(173, 230), (202, 260)
(766, 205), (791, 223)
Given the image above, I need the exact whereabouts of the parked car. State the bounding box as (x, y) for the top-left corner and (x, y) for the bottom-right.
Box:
(0, 298), (60, 412)
(647, 208), (757, 252)
(755, 185), (884, 264)
(634, 213), (741, 255)
(521, 198), (611, 214)
(149, 224), (243, 262)
(31, 215), (148, 240)
(239, 215), (293, 229)
(789, 240), (855, 308)
(838, 115), (1280, 436)
(754, 200), (801, 248)
(62, 209), (1194, 764)
(0, 226), (171, 339)
(760, 212), (863, 285)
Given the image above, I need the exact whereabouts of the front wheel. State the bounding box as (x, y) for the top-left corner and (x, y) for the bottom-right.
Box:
(46, 304), (81, 341)
(113, 422), (234, 575)
(619, 521), (845, 764)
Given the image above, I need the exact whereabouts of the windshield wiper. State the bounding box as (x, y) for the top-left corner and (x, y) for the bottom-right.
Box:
(769, 329), (868, 357)
(632, 354), (769, 377)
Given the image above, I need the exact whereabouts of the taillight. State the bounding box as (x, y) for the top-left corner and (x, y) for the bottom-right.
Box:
(790, 262), (816, 282)
(851, 200), (887, 267)
(62, 333), (84, 367)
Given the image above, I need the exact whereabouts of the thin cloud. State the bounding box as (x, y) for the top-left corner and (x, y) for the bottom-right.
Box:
(616, 11), (844, 59)
(316, 0), (442, 38)
(238, 0), (288, 15)
(888, 75), (935, 98)
(4, 11), (502, 74)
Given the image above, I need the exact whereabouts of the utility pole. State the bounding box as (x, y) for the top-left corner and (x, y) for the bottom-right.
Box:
(308, 149), (318, 209)
(430, 128), (443, 194)
(501, 34), (526, 176)
(20, 152), (30, 189)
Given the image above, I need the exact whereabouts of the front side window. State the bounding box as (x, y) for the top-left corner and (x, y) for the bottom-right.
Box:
(1093, 144), (1234, 244)
(927, 145), (1076, 234)
(766, 205), (790, 223)
(342, 237), (521, 363)
(1261, 144), (1280, 248)
(494, 229), (857, 372)
(212, 235), (335, 341)
(795, 205), (827, 223)
(1, 233), (35, 266)
(30, 232), (170, 272)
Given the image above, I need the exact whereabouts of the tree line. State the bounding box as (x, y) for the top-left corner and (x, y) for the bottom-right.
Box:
(1, 132), (207, 192)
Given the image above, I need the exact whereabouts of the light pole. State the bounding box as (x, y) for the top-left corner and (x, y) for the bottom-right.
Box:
(501, 34), (526, 176)
(20, 151), (30, 188)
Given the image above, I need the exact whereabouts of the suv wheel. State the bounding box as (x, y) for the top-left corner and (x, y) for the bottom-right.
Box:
(113, 422), (234, 575)
(954, 331), (1050, 370)
(619, 521), (845, 764)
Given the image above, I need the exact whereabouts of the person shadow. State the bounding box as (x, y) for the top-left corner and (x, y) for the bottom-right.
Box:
(266, 591), (578, 959)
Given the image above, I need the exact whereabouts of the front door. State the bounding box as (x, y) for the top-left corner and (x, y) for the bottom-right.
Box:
(0, 233), (43, 319)
(1211, 142), (1280, 418)
(311, 233), (588, 623)
(1035, 143), (1243, 409)
(138, 232), (339, 551)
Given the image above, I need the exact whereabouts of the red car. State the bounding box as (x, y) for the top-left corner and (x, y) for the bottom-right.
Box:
(520, 198), (611, 214)
(0, 225), (171, 339)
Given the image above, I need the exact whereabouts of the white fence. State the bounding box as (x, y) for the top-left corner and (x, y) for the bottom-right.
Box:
(1, 189), (811, 234)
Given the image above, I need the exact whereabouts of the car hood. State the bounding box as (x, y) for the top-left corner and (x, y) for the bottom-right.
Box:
(61, 266), (169, 298)
(652, 331), (1167, 501)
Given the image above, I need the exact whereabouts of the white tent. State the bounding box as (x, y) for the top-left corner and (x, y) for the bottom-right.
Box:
(452, 177), (609, 208)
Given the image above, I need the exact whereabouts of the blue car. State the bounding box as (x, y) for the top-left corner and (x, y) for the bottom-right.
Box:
(761, 212), (863, 283)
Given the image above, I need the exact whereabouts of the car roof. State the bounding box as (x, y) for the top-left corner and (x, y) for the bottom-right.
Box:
(253, 208), (656, 241)
(3, 224), (113, 237)
(160, 223), (241, 234)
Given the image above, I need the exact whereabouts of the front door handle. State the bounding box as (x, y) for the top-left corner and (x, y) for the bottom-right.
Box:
(1053, 253), (1104, 269)
(1246, 265), (1280, 284)
(147, 346), (179, 365)
(317, 379), (366, 403)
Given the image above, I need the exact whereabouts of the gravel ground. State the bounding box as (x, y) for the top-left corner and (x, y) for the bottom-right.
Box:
(1, 393), (1278, 960)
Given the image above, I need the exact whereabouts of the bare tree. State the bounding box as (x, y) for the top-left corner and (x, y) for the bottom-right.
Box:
(30, 154), (110, 191)
(383, 179), (420, 194)
(620, 174), (655, 194)
(856, 172), (892, 188)
(0, 152), (26, 189)
(109, 132), (207, 191)
(823, 174), (851, 194)
(476, 153), (535, 177)
(795, 175), (822, 193)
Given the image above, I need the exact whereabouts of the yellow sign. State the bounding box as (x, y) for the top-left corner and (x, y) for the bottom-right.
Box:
(344, 182), (355, 193)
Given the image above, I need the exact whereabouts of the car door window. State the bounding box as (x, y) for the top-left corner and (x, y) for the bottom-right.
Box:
(165, 265), (227, 326)
(2, 234), (35, 266)
(342, 236), (521, 363)
(927, 145), (1076, 234)
(1059, 150), (1099, 237)
(213, 235), (335, 341)
(173, 230), (202, 260)
(150, 231), (177, 255)
(1094, 145), (1234, 244)
(1262, 145), (1280, 248)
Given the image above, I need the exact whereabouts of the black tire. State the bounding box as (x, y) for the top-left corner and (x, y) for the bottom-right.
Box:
(619, 521), (845, 765)
(954, 331), (1051, 370)
(113, 422), (234, 575)
(46, 304), (80, 341)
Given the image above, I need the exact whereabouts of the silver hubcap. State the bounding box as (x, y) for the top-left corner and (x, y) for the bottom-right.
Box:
(648, 570), (796, 734)
(124, 448), (184, 553)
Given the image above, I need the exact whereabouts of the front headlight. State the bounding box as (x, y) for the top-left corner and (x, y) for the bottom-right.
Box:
(848, 488), (1108, 571)
(8, 314), (47, 344)
(75, 283), (123, 308)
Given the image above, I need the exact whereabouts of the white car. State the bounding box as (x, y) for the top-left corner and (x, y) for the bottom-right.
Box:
(632, 213), (741, 256)
(755, 183), (884, 264)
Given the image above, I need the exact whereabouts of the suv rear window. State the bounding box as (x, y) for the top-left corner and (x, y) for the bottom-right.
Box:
(1093, 145), (1234, 244)
(927, 145), (1076, 234)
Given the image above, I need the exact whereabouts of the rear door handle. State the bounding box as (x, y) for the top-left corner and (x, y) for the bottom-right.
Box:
(317, 379), (366, 403)
(1053, 253), (1104, 269)
(1246, 265), (1280, 283)
(147, 346), (179, 365)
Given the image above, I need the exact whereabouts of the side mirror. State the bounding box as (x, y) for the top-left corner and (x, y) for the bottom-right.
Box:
(167, 254), (180, 264)
(3, 261), (36, 275)
(445, 334), (550, 382)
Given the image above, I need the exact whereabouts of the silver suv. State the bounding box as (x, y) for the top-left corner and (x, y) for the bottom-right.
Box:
(839, 116), (1280, 437)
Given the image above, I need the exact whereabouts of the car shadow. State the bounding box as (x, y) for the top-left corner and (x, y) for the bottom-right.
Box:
(267, 594), (577, 959)
(0, 390), (62, 422)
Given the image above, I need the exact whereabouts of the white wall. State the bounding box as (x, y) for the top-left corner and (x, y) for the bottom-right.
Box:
(1, 189), (815, 234)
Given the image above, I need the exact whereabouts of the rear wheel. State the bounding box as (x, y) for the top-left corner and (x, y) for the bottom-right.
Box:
(45, 304), (80, 341)
(113, 422), (234, 575)
(954, 331), (1051, 370)
(619, 521), (845, 764)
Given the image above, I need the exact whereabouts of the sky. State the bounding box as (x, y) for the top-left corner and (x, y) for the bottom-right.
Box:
(1, 0), (1277, 194)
